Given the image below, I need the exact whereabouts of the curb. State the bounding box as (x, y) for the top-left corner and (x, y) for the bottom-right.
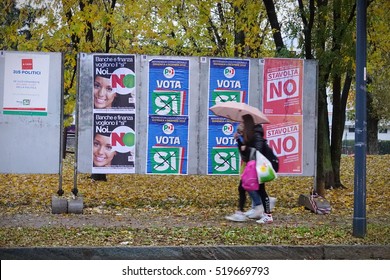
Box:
(1, 245), (390, 260)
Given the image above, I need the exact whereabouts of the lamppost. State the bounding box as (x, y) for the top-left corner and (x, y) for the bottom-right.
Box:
(353, 0), (367, 238)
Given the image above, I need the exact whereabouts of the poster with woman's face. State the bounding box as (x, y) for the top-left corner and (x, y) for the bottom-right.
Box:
(91, 54), (137, 174)
(92, 113), (136, 174)
(93, 55), (136, 110)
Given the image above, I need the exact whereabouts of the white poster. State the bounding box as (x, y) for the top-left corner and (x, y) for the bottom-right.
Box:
(2, 52), (50, 116)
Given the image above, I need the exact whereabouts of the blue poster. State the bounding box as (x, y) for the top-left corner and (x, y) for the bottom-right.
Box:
(207, 59), (249, 175)
(207, 117), (241, 175)
(148, 59), (189, 115)
(208, 58), (249, 110)
(147, 115), (188, 174)
(147, 59), (190, 174)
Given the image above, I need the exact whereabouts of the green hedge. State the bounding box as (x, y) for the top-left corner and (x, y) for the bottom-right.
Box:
(342, 140), (390, 154)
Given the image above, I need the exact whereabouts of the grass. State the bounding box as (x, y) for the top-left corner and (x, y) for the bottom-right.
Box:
(0, 154), (389, 247)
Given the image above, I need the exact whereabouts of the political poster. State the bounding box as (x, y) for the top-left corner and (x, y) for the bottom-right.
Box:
(146, 59), (190, 174)
(261, 58), (304, 174)
(262, 58), (303, 116)
(92, 113), (136, 174)
(207, 117), (241, 175)
(148, 59), (189, 116)
(207, 58), (249, 175)
(208, 58), (249, 108)
(93, 54), (136, 111)
(2, 52), (50, 116)
(146, 115), (188, 174)
(91, 54), (136, 174)
(263, 116), (303, 174)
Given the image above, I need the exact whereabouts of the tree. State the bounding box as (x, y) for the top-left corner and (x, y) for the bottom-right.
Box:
(10, 0), (276, 120)
(15, 0), (121, 124)
(0, 1), (18, 50)
(262, 0), (360, 195)
(0, 0), (42, 50)
(365, 0), (390, 154)
(340, 0), (390, 155)
(16, 0), (385, 192)
(262, 0), (285, 53)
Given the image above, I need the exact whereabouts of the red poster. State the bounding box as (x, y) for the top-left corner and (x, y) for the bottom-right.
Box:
(263, 58), (303, 115)
(263, 116), (303, 174)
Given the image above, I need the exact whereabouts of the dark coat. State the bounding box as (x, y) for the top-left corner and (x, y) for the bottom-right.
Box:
(238, 124), (266, 162)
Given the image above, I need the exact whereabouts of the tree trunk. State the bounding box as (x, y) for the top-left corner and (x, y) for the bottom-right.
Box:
(233, 4), (246, 57)
(367, 117), (379, 154)
(329, 1), (342, 189)
(79, 0), (94, 44)
(104, 0), (117, 53)
(316, 79), (334, 197)
(330, 71), (352, 189)
(336, 71), (352, 181)
(367, 91), (380, 154)
(262, 0), (285, 52)
(330, 74), (344, 189)
(314, 0), (335, 196)
(298, 0), (315, 59)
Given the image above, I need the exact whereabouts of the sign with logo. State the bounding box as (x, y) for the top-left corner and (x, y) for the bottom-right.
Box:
(207, 58), (249, 175)
(147, 115), (188, 174)
(148, 59), (189, 115)
(2, 52), (50, 116)
(208, 59), (249, 108)
(147, 59), (190, 174)
(208, 116), (241, 175)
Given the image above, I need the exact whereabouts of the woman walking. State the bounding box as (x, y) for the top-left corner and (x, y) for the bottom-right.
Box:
(236, 114), (273, 224)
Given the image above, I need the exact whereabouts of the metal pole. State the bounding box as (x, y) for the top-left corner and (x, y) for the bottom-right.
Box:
(58, 52), (65, 196)
(72, 53), (82, 197)
(353, 0), (367, 238)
